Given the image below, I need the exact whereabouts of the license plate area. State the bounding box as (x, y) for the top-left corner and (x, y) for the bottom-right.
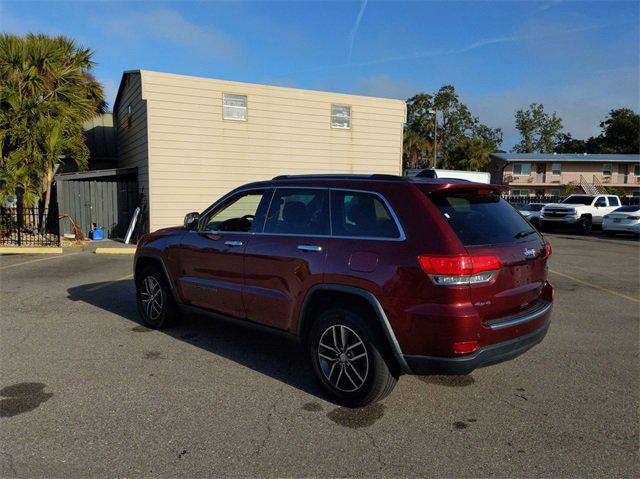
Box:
(512, 263), (534, 287)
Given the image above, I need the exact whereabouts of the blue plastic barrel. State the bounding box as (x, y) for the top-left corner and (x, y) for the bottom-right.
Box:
(92, 227), (104, 240)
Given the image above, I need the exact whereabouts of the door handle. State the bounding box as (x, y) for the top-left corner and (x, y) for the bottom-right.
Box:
(224, 240), (243, 247)
(297, 244), (322, 252)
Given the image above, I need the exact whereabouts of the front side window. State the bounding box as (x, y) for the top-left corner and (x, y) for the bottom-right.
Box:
(223, 93), (247, 121)
(203, 190), (266, 232)
(264, 189), (329, 235)
(594, 197), (607, 207)
(551, 163), (561, 175)
(602, 163), (612, 176)
(608, 196), (620, 207)
(512, 163), (531, 176)
(331, 190), (400, 239)
(331, 104), (351, 129)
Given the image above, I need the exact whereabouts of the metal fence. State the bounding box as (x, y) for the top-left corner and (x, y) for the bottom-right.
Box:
(0, 203), (60, 247)
(503, 195), (640, 206)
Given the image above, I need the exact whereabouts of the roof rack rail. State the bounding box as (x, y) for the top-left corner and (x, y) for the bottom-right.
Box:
(271, 174), (407, 181)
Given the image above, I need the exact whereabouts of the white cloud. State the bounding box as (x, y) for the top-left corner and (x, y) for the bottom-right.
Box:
(354, 74), (421, 99)
(105, 8), (239, 60)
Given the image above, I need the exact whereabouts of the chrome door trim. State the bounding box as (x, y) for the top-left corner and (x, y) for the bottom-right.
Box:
(297, 244), (323, 252)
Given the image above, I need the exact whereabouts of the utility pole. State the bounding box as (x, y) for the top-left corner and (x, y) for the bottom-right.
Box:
(429, 109), (437, 168)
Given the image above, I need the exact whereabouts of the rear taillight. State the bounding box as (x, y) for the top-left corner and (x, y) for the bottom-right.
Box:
(418, 254), (500, 286)
(453, 340), (479, 355)
(544, 242), (552, 257)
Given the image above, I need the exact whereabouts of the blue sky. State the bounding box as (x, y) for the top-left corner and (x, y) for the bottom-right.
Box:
(2, 0), (638, 149)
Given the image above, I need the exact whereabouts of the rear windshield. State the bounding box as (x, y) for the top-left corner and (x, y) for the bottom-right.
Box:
(562, 195), (594, 205)
(430, 193), (538, 246)
(613, 205), (640, 213)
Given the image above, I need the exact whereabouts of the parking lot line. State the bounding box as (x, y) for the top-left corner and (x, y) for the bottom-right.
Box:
(0, 252), (79, 271)
(85, 273), (134, 292)
(550, 269), (640, 304)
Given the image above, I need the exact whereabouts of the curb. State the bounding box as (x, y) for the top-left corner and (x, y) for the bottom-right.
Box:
(94, 247), (136, 255)
(0, 247), (63, 254)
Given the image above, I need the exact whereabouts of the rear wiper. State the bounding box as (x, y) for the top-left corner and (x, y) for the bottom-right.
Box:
(514, 230), (536, 239)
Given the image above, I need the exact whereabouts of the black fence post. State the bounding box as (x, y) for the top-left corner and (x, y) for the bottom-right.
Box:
(16, 188), (23, 247)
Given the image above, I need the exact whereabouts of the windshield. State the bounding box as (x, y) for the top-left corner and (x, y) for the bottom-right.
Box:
(430, 193), (538, 246)
(613, 206), (640, 213)
(562, 196), (594, 205)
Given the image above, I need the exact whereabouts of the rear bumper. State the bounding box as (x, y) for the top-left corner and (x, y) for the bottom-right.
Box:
(403, 317), (551, 375)
(602, 221), (640, 234)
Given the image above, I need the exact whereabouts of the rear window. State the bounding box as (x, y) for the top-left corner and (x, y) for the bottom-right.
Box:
(613, 205), (640, 213)
(430, 193), (537, 246)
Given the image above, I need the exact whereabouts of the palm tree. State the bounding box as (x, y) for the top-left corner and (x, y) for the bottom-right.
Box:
(403, 126), (432, 170)
(0, 33), (105, 225)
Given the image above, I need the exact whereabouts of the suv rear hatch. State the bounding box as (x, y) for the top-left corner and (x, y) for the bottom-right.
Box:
(423, 186), (550, 322)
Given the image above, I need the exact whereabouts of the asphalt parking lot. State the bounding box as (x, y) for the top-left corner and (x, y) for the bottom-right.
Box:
(1, 233), (638, 478)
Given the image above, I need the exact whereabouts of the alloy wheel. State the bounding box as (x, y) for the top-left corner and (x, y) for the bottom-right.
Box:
(317, 325), (369, 392)
(140, 276), (163, 321)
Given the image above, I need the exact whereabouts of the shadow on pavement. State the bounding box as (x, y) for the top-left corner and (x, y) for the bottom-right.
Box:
(67, 279), (324, 401)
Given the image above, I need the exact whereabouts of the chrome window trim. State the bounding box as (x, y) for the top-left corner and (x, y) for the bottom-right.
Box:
(196, 185), (406, 241)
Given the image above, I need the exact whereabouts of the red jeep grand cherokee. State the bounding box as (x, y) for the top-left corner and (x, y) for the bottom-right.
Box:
(134, 174), (553, 407)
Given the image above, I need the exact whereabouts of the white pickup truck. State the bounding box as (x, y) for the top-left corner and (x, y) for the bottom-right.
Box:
(541, 194), (622, 234)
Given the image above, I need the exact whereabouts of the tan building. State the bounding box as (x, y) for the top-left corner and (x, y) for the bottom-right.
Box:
(112, 70), (406, 232)
(489, 153), (640, 197)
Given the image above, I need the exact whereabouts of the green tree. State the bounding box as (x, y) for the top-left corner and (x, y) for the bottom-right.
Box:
(0, 33), (105, 218)
(553, 133), (588, 153)
(403, 86), (502, 171)
(596, 108), (640, 153)
(514, 103), (563, 153)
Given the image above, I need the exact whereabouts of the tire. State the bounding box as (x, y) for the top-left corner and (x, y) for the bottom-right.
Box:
(577, 216), (593, 235)
(307, 307), (398, 408)
(136, 265), (180, 329)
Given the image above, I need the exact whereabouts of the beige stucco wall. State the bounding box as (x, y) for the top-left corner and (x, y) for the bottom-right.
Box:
(125, 70), (405, 231)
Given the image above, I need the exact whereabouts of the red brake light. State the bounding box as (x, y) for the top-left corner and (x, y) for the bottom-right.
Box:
(418, 254), (500, 275)
(544, 242), (552, 257)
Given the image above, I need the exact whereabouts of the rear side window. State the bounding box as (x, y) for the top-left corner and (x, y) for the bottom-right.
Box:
(430, 193), (537, 246)
(331, 190), (400, 238)
(264, 189), (329, 235)
(607, 196), (620, 206)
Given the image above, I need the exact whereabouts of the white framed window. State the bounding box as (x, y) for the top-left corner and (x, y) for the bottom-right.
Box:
(602, 163), (612, 176)
(512, 163), (531, 176)
(510, 189), (531, 197)
(331, 104), (351, 129)
(551, 163), (561, 176)
(223, 93), (247, 121)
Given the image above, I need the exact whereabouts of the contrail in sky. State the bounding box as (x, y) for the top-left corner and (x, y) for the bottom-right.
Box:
(348, 0), (368, 61)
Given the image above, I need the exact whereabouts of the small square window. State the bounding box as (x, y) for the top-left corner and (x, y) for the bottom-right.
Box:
(331, 104), (351, 129)
(551, 163), (561, 175)
(602, 163), (612, 176)
(223, 94), (247, 121)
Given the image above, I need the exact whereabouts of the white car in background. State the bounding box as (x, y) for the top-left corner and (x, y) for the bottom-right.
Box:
(517, 203), (547, 229)
(602, 205), (640, 237)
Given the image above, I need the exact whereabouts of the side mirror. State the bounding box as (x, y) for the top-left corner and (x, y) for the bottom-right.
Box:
(184, 212), (200, 230)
